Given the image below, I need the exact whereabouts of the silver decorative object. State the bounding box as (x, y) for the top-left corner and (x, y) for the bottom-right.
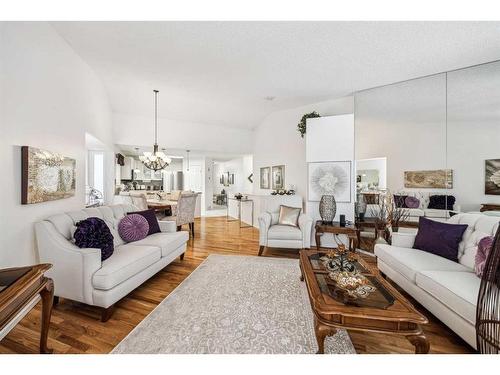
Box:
(319, 194), (336, 223)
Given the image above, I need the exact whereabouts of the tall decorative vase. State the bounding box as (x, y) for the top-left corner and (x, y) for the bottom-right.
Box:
(319, 195), (336, 223)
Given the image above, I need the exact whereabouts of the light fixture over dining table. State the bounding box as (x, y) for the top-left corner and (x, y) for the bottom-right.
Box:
(139, 89), (171, 171)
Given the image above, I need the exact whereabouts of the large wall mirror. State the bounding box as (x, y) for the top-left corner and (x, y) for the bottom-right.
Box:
(354, 73), (448, 223)
(354, 60), (500, 236)
(447, 61), (500, 212)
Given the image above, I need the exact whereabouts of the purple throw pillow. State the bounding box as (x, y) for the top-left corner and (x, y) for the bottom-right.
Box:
(428, 195), (456, 210)
(413, 217), (468, 262)
(475, 236), (494, 277)
(405, 196), (420, 209)
(118, 214), (149, 242)
(127, 209), (161, 236)
(393, 195), (408, 208)
(74, 217), (114, 261)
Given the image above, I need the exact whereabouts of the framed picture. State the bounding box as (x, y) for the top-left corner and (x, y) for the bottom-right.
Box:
(404, 169), (453, 189)
(21, 146), (76, 204)
(272, 165), (285, 190)
(260, 167), (270, 189)
(308, 161), (351, 202)
(485, 159), (500, 195)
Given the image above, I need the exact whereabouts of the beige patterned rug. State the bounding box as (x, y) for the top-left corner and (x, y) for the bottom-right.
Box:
(112, 254), (356, 354)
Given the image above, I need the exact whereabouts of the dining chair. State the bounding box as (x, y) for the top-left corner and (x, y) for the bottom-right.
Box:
(129, 192), (148, 210)
(160, 192), (197, 237)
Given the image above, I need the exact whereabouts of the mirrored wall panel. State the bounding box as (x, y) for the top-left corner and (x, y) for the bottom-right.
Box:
(447, 61), (500, 213)
(354, 74), (448, 224)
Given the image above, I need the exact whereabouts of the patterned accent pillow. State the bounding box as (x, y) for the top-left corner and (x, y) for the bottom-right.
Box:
(74, 217), (114, 261)
(118, 214), (150, 242)
(475, 236), (494, 277)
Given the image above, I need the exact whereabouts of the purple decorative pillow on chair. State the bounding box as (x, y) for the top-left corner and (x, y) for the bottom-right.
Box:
(127, 209), (161, 236)
(405, 196), (420, 209)
(118, 214), (150, 242)
(475, 236), (494, 277)
(413, 217), (468, 262)
(74, 217), (114, 261)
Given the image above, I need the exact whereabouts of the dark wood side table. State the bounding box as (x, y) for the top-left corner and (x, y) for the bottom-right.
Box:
(0, 264), (54, 353)
(315, 220), (358, 251)
(480, 203), (500, 212)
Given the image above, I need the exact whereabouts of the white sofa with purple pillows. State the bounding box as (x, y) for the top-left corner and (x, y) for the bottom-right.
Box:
(35, 204), (189, 321)
(374, 213), (499, 349)
(366, 191), (461, 223)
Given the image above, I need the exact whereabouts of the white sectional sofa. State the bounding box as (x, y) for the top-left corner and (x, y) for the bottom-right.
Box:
(374, 213), (499, 349)
(35, 204), (189, 321)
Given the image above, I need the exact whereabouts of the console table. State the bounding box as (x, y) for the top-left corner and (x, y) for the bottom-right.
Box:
(227, 198), (254, 228)
(0, 264), (54, 353)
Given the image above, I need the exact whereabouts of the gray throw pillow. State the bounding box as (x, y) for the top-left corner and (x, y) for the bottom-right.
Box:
(278, 205), (301, 227)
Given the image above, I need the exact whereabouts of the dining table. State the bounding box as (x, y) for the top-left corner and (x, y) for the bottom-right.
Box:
(147, 199), (178, 218)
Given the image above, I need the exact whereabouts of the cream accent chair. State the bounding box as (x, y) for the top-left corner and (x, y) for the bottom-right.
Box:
(257, 196), (313, 256)
(35, 204), (189, 322)
(161, 193), (198, 238)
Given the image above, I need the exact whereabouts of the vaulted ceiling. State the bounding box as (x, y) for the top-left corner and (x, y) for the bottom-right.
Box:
(53, 21), (500, 130)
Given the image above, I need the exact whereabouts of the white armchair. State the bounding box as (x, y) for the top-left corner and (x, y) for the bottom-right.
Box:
(257, 197), (313, 256)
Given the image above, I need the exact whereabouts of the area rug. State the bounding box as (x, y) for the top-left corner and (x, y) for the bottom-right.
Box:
(112, 254), (356, 354)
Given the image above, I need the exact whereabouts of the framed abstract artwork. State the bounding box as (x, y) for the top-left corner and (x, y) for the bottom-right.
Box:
(21, 146), (76, 204)
(485, 159), (500, 195)
(308, 161), (351, 202)
(272, 165), (285, 190)
(260, 167), (270, 189)
(404, 169), (453, 189)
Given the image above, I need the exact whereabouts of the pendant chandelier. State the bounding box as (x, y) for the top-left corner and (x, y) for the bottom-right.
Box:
(139, 90), (171, 171)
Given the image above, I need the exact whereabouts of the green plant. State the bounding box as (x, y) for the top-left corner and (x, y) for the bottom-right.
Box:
(297, 111), (321, 138)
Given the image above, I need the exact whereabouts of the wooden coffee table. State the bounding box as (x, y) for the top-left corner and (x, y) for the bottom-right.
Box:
(299, 250), (429, 354)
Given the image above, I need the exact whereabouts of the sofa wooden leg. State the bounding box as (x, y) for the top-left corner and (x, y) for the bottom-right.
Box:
(190, 222), (195, 237)
(258, 246), (265, 256)
(177, 225), (182, 232)
(180, 253), (185, 260)
(53, 296), (59, 306)
(101, 305), (115, 322)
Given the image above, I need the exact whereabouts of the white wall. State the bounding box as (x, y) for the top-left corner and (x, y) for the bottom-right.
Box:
(306, 115), (355, 247)
(0, 23), (114, 267)
(113, 113), (254, 155)
(252, 96), (354, 204)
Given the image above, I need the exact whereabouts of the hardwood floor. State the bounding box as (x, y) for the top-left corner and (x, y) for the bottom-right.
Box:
(0, 216), (474, 354)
